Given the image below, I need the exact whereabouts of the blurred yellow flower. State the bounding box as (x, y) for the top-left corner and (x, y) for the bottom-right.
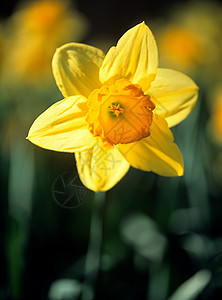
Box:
(159, 27), (201, 68)
(207, 86), (222, 145)
(0, 33), (4, 71)
(154, 1), (222, 77)
(1, 0), (88, 83)
(27, 22), (198, 191)
(213, 101), (222, 139)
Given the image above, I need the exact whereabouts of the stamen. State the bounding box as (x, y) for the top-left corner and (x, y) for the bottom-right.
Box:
(109, 104), (125, 117)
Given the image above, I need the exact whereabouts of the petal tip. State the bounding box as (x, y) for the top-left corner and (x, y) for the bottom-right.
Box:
(175, 157), (184, 177)
(55, 47), (61, 54)
(53, 45), (66, 59)
(178, 167), (184, 177)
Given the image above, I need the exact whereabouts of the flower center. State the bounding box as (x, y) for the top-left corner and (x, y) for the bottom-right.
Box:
(86, 79), (155, 148)
(109, 103), (125, 117)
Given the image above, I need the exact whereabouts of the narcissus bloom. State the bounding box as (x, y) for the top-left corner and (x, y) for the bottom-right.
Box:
(27, 22), (198, 191)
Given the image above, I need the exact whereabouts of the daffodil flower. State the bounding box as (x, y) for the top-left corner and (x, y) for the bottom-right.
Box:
(27, 22), (198, 191)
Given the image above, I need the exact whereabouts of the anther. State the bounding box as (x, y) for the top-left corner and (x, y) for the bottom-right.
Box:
(109, 104), (125, 117)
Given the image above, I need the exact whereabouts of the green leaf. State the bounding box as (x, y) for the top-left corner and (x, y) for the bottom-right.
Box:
(121, 213), (167, 261)
(168, 270), (211, 300)
(48, 279), (82, 300)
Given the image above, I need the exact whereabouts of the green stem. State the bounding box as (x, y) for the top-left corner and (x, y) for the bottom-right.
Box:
(7, 135), (35, 298)
(82, 191), (106, 300)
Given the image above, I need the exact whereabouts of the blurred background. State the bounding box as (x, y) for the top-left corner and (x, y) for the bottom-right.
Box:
(1, 0), (222, 299)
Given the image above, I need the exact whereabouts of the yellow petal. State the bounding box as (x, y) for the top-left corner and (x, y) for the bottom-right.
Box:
(75, 141), (130, 191)
(149, 68), (198, 127)
(118, 114), (183, 177)
(27, 96), (96, 152)
(100, 22), (158, 91)
(52, 43), (105, 98)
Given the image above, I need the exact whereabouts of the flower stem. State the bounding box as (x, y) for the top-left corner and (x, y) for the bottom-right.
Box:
(82, 191), (106, 300)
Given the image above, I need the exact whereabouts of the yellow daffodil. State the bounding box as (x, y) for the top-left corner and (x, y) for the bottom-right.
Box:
(27, 22), (198, 191)
(2, 0), (88, 82)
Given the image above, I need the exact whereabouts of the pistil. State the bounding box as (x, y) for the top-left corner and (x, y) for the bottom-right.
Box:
(109, 104), (125, 117)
